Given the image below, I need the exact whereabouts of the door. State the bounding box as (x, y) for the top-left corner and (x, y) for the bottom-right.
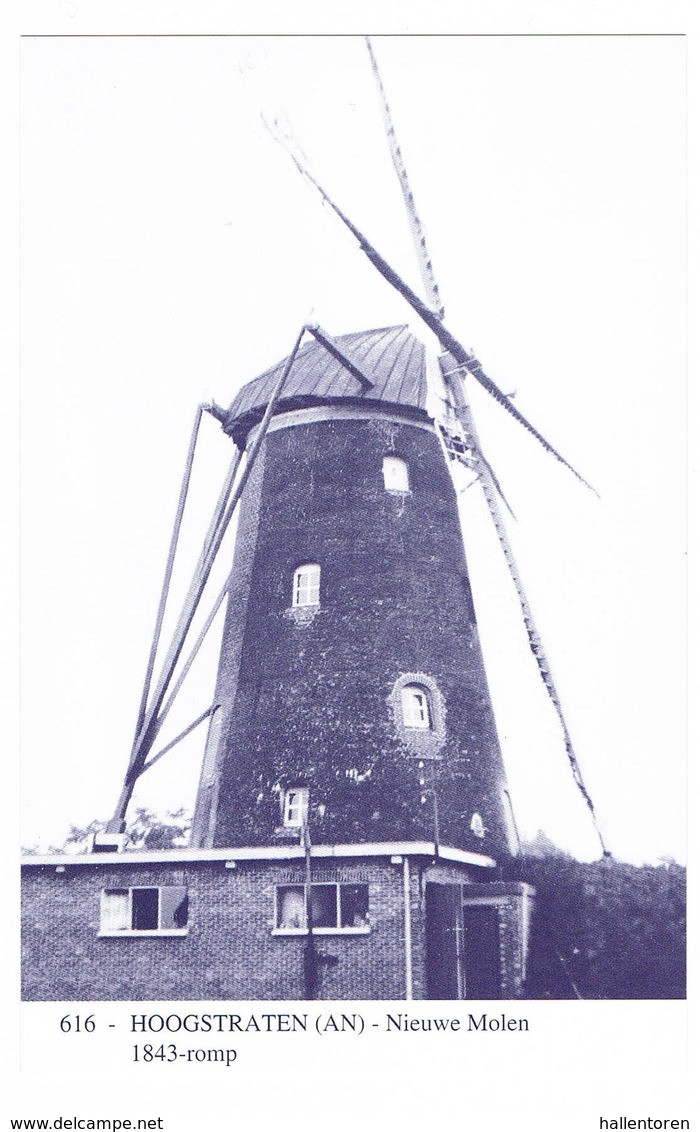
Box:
(425, 883), (461, 999)
(460, 903), (502, 999)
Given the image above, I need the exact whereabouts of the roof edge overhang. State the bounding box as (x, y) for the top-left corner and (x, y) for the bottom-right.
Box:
(225, 394), (432, 449)
(21, 841), (497, 869)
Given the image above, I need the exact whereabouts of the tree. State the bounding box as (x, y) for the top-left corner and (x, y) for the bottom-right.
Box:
(22, 808), (192, 855)
(120, 807), (191, 850)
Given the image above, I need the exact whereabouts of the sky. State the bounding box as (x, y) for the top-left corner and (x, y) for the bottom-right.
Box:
(19, 33), (686, 864)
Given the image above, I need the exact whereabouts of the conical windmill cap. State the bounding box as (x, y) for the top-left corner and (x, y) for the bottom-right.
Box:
(223, 324), (428, 446)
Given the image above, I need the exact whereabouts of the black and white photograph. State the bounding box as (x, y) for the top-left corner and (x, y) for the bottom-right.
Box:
(7, 11), (693, 1131)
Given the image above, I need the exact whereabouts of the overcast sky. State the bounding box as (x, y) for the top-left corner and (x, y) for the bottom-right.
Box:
(20, 34), (686, 863)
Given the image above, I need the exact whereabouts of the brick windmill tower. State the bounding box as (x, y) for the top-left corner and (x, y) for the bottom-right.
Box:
(21, 41), (605, 1004)
(190, 322), (528, 1000)
(191, 323), (517, 864)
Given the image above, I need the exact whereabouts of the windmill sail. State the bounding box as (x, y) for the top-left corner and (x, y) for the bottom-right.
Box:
(363, 37), (607, 854)
(365, 35), (445, 319)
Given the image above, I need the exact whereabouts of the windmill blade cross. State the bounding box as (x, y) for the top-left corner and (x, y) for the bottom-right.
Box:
(365, 41), (608, 854)
(264, 57), (608, 855)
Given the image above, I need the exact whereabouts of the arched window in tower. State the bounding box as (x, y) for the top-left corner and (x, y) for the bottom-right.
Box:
(401, 683), (432, 729)
(383, 455), (410, 493)
(292, 563), (320, 608)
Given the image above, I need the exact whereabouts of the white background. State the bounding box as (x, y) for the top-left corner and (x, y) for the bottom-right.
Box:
(18, 32), (686, 864)
(3, 2), (696, 1129)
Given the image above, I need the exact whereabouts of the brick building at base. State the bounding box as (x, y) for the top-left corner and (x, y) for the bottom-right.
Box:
(21, 844), (533, 1001)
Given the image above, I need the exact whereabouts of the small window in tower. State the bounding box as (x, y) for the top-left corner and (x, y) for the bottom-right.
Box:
(99, 886), (188, 936)
(401, 684), (432, 729)
(470, 812), (486, 839)
(283, 787), (309, 828)
(292, 563), (320, 607)
(383, 455), (410, 492)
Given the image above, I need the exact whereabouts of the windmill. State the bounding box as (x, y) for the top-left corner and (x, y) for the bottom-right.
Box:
(59, 37), (607, 1001)
(100, 38), (606, 859)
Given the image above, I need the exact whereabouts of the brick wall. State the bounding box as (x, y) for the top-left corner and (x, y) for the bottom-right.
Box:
(22, 856), (419, 1002)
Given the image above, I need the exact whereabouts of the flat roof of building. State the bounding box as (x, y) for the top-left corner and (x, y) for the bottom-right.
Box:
(21, 840), (496, 869)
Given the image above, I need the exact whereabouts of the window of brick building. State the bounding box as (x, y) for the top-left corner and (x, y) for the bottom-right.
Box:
(383, 455), (410, 492)
(292, 563), (321, 607)
(274, 883), (369, 933)
(100, 886), (188, 936)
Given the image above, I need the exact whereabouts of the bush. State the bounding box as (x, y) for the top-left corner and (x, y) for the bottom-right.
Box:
(515, 841), (685, 999)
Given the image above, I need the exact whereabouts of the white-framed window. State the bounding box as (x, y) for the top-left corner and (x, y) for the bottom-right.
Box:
(401, 684), (432, 729)
(292, 563), (320, 607)
(283, 786), (309, 828)
(383, 455), (410, 492)
(99, 886), (188, 936)
(274, 883), (370, 933)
